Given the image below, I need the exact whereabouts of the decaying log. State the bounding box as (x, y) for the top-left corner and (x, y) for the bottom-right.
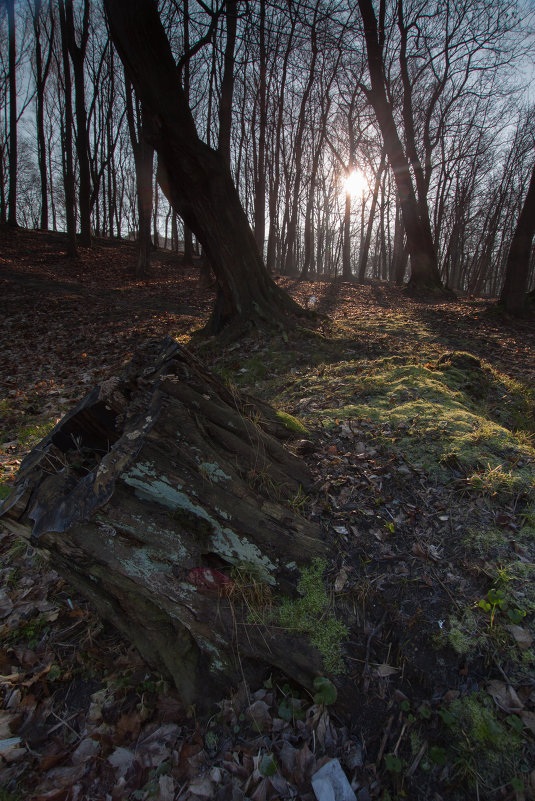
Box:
(0, 338), (332, 707)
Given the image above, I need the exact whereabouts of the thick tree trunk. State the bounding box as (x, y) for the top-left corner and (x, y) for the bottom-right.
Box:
(500, 160), (535, 316)
(104, 0), (302, 336)
(0, 339), (331, 709)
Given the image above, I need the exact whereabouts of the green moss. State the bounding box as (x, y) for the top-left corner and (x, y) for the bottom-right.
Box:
(277, 558), (347, 674)
(445, 692), (524, 790)
(16, 419), (55, 448)
(276, 355), (535, 498)
(275, 410), (309, 435)
(0, 483), (11, 500)
(445, 610), (484, 656)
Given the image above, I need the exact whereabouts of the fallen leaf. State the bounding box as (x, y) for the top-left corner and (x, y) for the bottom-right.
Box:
(486, 680), (523, 713)
(108, 746), (135, 778)
(520, 710), (535, 735)
(376, 664), (399, 678)
(334, 568), (348, 592)
(0, 590), (14, 619)
(506, 624), (533, 651)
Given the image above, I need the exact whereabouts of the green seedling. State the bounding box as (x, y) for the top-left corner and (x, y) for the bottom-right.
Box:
(477, 587), (526, 627)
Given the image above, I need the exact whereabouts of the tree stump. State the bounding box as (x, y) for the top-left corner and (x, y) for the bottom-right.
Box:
(0, 338), (332, 707)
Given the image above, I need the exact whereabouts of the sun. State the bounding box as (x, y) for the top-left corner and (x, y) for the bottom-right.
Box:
(343, 169), (368, 197)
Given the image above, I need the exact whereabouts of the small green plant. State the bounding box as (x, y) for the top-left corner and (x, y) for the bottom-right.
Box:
(259, 753), (277, 777)
(287, 485), (309, 515)
(2, 616), (50, 649)
(277, 559), (348, 673)
(437, 692), (525, 792)
(313, 676), (337, 705)
(477, 588), (526, 628)
(384, 754), (403, 773)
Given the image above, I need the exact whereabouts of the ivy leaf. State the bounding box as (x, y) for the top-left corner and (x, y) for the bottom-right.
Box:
(259, 754), (277, 777)
(438, 707), (456, 726)
(313, 676), (337, 705)
(429, 746), (447, 766)
(384, 754), (403, 773)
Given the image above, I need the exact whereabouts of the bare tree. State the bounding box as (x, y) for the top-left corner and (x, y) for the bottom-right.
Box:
(6, 0), (17, 226)
(103, 0), (302, 336)
(355, 0), (444, 291)
(30, 0), (54, 231)
(58, 0), (78, 256)
(62, 0), (91, 246)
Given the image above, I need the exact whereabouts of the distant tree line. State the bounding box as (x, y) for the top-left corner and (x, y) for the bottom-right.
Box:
(0, 0), (534, 314)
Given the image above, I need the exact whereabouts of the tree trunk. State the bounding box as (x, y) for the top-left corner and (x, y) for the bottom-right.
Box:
(7, 0), (17, 227)
(500, 160), (535, 316)
(358, 149), (386, 283)
(58, 0), (78, 258)
(0, 339), (330, 709)
(254, 0), (266, 255)
(64, 0), (91, 247)
(356, 0), (445, 293)
(33, 0), (54, 231)
(342, 192), (352, 280)
(125, 76), (154, 277)
(218, 0), (238, 167)
(103, 0), (302, 336)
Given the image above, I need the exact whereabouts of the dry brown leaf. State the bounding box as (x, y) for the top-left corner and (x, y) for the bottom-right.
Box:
(376, 664), (399, 678)
(115, 710), (142, 743)
(506, 624), (533, 651)
(334, 568), (349, 592)
(521, 710), (535, 736)
(486, 680), (524, 713)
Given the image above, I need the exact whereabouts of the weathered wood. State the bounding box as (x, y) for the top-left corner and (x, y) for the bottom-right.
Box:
(0, 338), (331, 707)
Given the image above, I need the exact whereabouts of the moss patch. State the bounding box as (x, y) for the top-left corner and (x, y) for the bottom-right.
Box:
(443, 692), (525, 792)
(276, 354), (535, 498)
(275, 410), (309, 435)
(277, 558), (347, 674)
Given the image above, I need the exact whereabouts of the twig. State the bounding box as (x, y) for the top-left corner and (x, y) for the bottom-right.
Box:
(406, 740), (427, 777)
(364, 611), (387, 676)
(376, 714), (394, 766)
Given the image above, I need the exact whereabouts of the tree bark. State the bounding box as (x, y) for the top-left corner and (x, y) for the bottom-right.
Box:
(218, 0), (238, 167)
(254, 0), (266, 255)
(125, 75), (154, 276)
(0, 339), (330, 709)
(500, 159), (535, 316)
(103, 0), (301, 336)
(7, 0), (17, 227)
(58, 0), (78, 258)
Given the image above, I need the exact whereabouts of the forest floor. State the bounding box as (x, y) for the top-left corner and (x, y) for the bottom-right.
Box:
(0, 226), (535, 801)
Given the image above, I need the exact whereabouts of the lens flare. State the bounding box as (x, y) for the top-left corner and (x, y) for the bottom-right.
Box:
(343, 169), (367, 196)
